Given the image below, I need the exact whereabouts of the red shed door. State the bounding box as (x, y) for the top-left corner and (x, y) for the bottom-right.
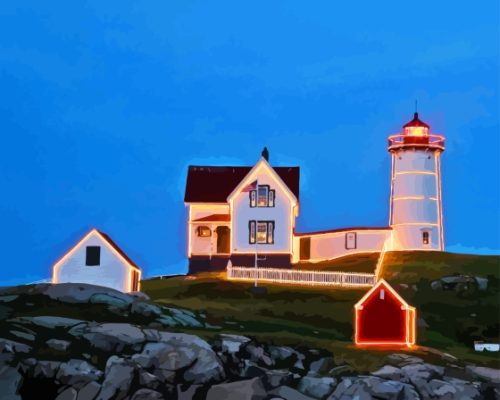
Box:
(358, 286), (406, 343)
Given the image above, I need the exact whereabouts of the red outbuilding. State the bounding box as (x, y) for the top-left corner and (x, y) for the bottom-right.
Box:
(354, 279), (416, 347)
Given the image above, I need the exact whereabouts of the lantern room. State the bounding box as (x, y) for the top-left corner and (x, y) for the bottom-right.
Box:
(388, 112), (445, 151)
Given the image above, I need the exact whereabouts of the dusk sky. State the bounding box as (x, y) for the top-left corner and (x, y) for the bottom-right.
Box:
(1, 1), (498, 285)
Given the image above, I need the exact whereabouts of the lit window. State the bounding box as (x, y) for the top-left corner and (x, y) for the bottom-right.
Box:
(422, 231), (430, 245)
(267, 221), (275, 244)
(85, 246), (100, 266)
(257, 186), (269, 207)
(268, 190), (275, 207)
(257, 222), (268, 243)
(249, 191), (257, 207)
(197, 226), (211, 237)
(249, 221), (256, 244)
(380, 289), (385, 300)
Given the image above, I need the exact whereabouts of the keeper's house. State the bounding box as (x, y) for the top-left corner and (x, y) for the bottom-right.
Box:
(184, 112), (445, 274)
(52, 229), (141, 293)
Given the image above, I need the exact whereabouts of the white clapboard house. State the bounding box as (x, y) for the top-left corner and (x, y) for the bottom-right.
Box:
(185, 112), (446, 274)
(52, 229), (141, 292)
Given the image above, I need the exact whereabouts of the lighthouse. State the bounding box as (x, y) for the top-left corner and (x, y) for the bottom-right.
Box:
(388, 112), (445, 251)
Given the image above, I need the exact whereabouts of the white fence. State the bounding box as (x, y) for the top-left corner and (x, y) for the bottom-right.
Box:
(227, 266), (376, 288)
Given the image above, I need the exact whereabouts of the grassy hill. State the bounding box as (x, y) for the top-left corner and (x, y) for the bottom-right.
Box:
(141, 251), (500, 371)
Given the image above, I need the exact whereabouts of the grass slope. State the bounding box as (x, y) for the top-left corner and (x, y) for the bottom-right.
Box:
(141, 251), (500, 370)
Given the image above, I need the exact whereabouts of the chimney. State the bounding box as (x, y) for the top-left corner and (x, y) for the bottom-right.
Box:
(261, 147), (269, 162)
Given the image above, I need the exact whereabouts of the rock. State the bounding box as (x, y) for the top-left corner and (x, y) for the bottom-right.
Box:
(402, 363), (445, 399)
(219, 334), (251, 353)
(242, 344), (274, 367)
(264, 369), (294, 389)
(327, 376), (418, 400)
(132, 332), (225, 384)
(474, 277), (488, 290)
(56, 359), (103, 388)
(138, 370), (162, 390)
(131, 301), (162, 318)
(46, 339), (71, 351)
(70, 323), (146, 352)
(328, 365), (355, 378)
(97, 356), (135, 400)
(298, 376), (337, 398)
(164, 307), (203, 328)
(130, 389), (164, 400)
(177, 384), (204, 400)
(270, 385), (317, 400)
(369, 378), (419, 400)
(9, 330), (35, 342)
(24, 360), (61, 379)
(465, 366), (500, 384)
(0, 338), (32, 354)
(308, 357), (336, 376)
(0, 365), (23, 400)
(14, 316), (85, 330)
(77, 382), (101, 400)
(206, 378), (267, 400)
(129, 291), (151, 301)
(241, 360), (269, 378)
(40, 283), (134, 304)
(56, 387), (78, 400)
(431, 280), (443, 290)
(371, 365), (408, 383)
(0, 295), (18, 303)
(429, 377), (481, 399)
(385, 353), (424, 367)
(268, 346), (305, 369)
(89, 294), (129, 309)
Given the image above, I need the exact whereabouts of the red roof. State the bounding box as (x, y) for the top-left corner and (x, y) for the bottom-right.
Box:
(193, 214), (231, 222)
(184, 166), (300, 203)
(403, 112), (430, 129)
(97, 230), (140, 270)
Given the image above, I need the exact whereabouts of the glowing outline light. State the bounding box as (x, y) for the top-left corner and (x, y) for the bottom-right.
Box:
(52, 228), (142, 292)
(354, 279), (416, 348)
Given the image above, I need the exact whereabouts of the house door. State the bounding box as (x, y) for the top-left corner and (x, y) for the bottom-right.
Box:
(215, 226), (230, 254)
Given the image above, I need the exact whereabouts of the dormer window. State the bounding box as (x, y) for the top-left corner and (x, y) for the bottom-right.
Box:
(250, 185), (276, 207)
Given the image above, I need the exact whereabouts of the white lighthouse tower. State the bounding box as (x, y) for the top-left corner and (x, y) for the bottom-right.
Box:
(388, 112), (445, 251)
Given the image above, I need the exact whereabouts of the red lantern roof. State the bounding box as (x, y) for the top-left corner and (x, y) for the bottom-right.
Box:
(403, 112), (430, 129)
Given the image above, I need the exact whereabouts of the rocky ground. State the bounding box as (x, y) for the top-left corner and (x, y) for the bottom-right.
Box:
(0, 283), (499, 400)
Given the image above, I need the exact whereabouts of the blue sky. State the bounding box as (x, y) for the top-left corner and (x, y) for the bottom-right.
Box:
(1, 1), (498, 285)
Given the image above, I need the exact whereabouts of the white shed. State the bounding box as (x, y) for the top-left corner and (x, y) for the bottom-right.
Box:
(52, 229), (141, 293)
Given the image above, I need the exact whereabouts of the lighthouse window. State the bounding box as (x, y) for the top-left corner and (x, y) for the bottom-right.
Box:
(422, 231), (430, 245)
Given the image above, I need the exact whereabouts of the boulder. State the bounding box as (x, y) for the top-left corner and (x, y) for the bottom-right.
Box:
(327, 376), (418, 400)
(130, 301), (162, 318)
(401, 363), (445, 399)
(96, 356), (135, 400)
(219, 334), (251, 353)
(429, 377), (481, 399)
(268, 345), (305, 369)
(308, 357), (336, 376)
(0, 338), (32, 354)
(385, 353), (424, 367)
(371, 365), (409, 383)
(465, 366), (500, 384)
(206, 378), (267, 400)
(46, 339), (71, 351)
(55, 387), (78, 400)
(270, 385), (317, 400)
(23, 360), (61, 379)
(89, 294), (129, 310)
(138, 370), (162, 390)
(298, 376), (337, 398)
(264, 369), (294, 389)
(70, 323), (146, 352)
(0, 365), (23, 400)
(163, 307), (203, 328)
(77, 381), (101, 400)
(132, 332), (225, 385)
(130, 389), (164, 400)
(14, 316), (85, 330)
(177, 384), (204, 400)
(56, 359), (103, 388)
(241, 343), (274, 367)
(128, 291), (151, 301)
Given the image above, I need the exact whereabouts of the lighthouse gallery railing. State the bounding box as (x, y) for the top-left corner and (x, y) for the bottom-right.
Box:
(227, 265), (376, 288)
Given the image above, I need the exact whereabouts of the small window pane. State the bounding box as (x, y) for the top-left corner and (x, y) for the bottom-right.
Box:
(249, 221), (256, 244)
(257, 222), (267, 243)
(267, 222), (274, 243)
(86, 246), (100, 266)
(249, 191), (257, 207)
(197, 226), (211, 237)
(422, 231), (429, 245)
(268, 190), (275, 207)
(257, 186), (268, 207)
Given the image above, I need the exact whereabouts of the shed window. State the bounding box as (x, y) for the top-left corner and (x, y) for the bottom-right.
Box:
(380, 289), (385, 300)
(422, 231), (430, 245)
(85, 246), (100, 266)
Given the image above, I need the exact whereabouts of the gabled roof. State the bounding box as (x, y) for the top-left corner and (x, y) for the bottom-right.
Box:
(184, 164), (300, 203)
(53, 229), (141, 272)
(354, 279), (414, 310)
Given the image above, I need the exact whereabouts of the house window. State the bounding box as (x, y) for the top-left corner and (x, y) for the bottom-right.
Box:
(85, 246), (100, 266)
(422, 231), (430, 245)
(345, 232), (357, 249)
(197, 226), (211, 237)
(257, 185), (269, 207)
(268, 190), (275, 207)
(249, 220), (275, 244)
(249, 221), (256, 244)
(249, 190), (257, 208)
